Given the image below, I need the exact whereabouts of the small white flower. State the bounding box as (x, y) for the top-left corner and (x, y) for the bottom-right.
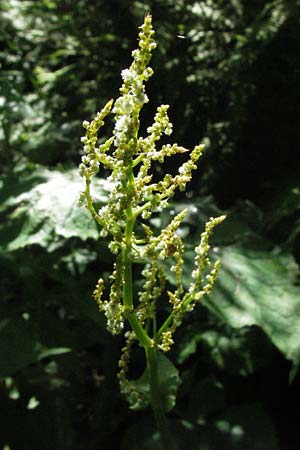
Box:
(121, 68), (133, 82)
(115, 116), (127, 131)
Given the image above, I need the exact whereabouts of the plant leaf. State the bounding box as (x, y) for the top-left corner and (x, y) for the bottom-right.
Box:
(0, 167), (111, 252)
(128, 352), (181, 412)
(206, 245), (300, 371)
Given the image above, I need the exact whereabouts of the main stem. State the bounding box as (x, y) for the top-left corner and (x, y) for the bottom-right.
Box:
(122, 167), (153, 348)
(123, 164), (172, 450)
(146, 347), (173, 450)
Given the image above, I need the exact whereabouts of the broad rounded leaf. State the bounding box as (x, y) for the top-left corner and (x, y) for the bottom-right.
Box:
(206, 245), (300, 370)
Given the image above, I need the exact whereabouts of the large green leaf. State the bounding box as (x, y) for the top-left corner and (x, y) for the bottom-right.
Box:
(206, 245), (300, 370)
(0, 167), (110, 251)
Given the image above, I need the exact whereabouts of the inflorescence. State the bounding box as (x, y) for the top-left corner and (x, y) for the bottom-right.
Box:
(79, 14), (225, 408)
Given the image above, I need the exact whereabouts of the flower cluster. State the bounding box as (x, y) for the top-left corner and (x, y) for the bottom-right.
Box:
(79, 14), (225, 408)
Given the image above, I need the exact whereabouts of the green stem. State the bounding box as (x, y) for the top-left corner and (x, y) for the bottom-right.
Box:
(122, 161), (172, 449)
(156, 311), (175, 341)
(85, 178), (102, 224)
(122, 166), (153, 349)
(123, 214), (134, 311)
(156, 292), (194, 341)
(126, 310), (153, 348)
(146, 347), (173, 450)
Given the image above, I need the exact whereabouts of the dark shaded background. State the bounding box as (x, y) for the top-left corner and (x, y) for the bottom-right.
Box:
(1, 1), (300, 449)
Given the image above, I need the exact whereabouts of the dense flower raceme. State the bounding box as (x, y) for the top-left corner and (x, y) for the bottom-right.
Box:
(79, 14), (225, 407)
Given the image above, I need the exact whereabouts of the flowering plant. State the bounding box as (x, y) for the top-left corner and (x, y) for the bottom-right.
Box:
(79, 14), (225, 449)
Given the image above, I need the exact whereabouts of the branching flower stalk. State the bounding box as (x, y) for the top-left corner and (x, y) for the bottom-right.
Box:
(79, 14), (225, 449)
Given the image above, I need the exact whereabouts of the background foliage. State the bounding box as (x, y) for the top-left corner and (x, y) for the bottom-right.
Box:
(1, 1), (300, 449)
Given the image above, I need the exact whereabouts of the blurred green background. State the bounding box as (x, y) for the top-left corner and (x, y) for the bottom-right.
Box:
(1, 1), (300, 449)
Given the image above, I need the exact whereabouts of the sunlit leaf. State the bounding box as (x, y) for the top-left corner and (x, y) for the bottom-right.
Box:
(206, 245), (300, 370)
(0, 168), (111, 251)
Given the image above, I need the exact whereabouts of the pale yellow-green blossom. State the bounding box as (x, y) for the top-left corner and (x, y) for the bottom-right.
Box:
(79, 14), (225, 408)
